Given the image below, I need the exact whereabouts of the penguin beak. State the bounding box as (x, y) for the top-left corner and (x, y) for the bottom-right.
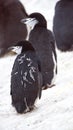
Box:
(21, 18), (38, 30)
(21, 18), (36, 25)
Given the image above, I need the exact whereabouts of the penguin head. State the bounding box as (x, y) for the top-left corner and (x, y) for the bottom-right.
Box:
(17, 41), (35, 53)
(21, 12), (47, 30)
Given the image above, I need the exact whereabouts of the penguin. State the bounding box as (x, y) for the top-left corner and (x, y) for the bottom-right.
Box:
(21, 12), (57, 89)
(10, 40), (42, 113)
(0, 0), (28, 56)
(53, 0), (73, 51)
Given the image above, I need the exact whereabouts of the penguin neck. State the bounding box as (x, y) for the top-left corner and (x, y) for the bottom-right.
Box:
(26, 24), (37, 40)
(26, 24), (31, 40)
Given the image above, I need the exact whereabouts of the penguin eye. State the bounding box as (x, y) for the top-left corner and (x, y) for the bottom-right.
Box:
(23, 19), (27, 23)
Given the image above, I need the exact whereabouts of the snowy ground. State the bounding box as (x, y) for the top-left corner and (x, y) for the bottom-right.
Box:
(0, 0), (73, 130)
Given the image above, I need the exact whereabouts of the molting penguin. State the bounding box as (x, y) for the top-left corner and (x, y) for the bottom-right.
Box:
(53, 0), (73, 51)
(10, 41), (42, 113)
(21, 12), (57, 89)
(0, 0), (28, 56)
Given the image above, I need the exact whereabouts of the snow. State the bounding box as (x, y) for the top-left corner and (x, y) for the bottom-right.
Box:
(0, 0), (73, 130)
